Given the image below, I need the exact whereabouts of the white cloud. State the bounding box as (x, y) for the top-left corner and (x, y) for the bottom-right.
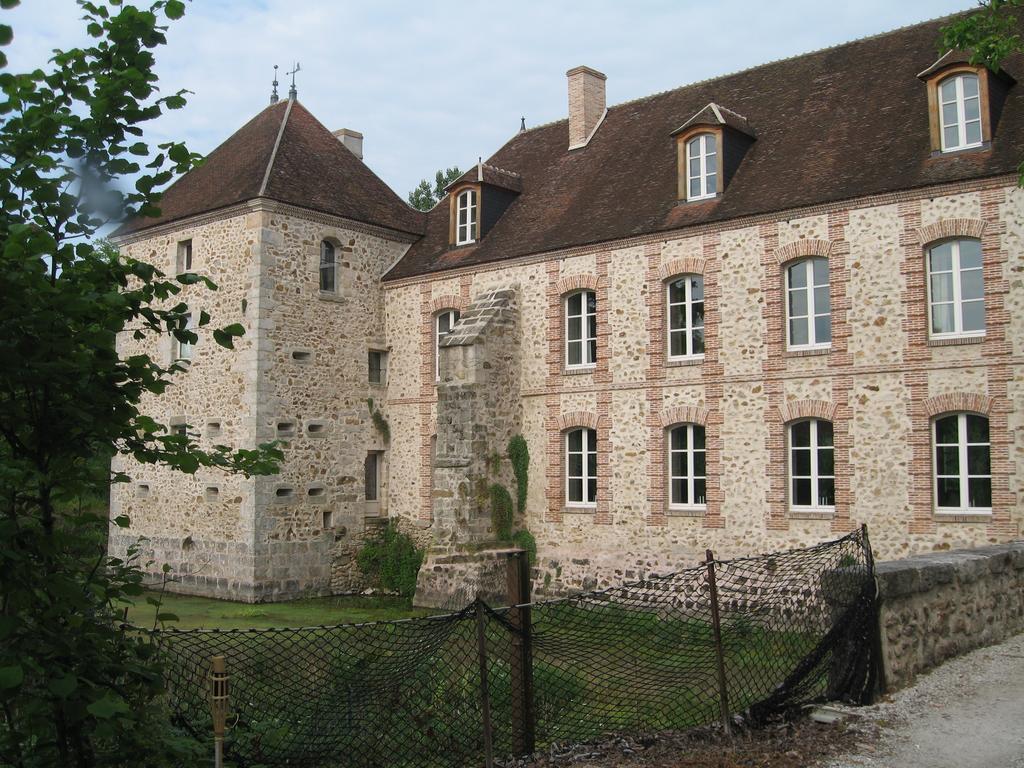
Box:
(5, 0), (973, 200)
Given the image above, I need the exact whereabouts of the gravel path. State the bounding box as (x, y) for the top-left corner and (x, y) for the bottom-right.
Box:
(825, 632), (1024, 768)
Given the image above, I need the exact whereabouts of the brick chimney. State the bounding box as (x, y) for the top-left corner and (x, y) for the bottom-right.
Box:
(567, 66), (607, 149)
(332, 128), (363, 160)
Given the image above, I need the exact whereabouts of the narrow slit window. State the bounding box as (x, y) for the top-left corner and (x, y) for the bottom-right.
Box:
(368, 350), (386, 385)
(319, 240), (336, 293)
(176, 239), (193, 272)
(174, 313), (194, 361)
(435, 309), (460, 381)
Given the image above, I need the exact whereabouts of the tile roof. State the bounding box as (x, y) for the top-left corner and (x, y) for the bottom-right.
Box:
(385, 13), (1024, 281)
(117, 100), (424, 237)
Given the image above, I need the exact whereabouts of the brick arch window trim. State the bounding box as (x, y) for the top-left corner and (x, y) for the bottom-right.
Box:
(555, 411), (604, 432)
(923, 392), (994, 419)
(657, 405), (710, 429)
(555, 274), (600, 296)
(657, 256), (707, 282)
(773, 238), (834, 266)
(777, 399), (837, 425)
(915, 218), (987, 247)
(428, 294), (469, 315)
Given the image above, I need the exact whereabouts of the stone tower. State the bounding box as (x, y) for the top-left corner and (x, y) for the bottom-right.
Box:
(109, 96), (424, 601)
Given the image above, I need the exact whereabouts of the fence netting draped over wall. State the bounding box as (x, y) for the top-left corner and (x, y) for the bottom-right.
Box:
(151, 530), (878, 768)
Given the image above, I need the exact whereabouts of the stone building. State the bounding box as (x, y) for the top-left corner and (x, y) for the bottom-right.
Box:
(111, 14), (1024, 602)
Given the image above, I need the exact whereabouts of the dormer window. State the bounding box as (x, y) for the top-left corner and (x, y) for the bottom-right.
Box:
(686, 133), (718, 201)
(939, 73), (982, 152)
(455, 189), (478, 245)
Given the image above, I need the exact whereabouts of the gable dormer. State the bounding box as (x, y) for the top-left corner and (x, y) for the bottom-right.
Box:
(670, 103), (755, 203)
(446, 162), (522, 247)
(918, 50), (1015, 154)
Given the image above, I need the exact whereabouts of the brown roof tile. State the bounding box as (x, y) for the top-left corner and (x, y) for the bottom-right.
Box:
(117, 100), (424, 237)
(386, 14), (1024, 281)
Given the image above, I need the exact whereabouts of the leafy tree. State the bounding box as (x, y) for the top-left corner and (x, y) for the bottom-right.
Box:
(407, 166), (463, 211)
(0, 1), (282, 766)
(941, 1), (1024, 181)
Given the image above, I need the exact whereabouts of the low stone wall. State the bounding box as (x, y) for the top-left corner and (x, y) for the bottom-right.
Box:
(876, 542), (1024, 690)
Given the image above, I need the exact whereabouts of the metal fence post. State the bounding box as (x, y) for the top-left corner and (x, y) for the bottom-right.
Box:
(475, 598), (495, 768)
(209, 655), (229, 768)
(705, 549), (732, 737)
(506, 550), (536, 756)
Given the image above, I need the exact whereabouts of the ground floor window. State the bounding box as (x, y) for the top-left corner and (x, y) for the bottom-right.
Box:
(565, 427), (597, 507)
(789, 419), (834, 511)
(934, 413), (991, 512)
(668, 423), (706, 509)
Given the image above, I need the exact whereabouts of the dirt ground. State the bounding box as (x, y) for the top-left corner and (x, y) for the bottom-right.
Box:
(511, 632), (1024, 768)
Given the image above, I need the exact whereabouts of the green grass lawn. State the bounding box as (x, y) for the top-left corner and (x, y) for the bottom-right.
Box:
(128, 590), (432, 630)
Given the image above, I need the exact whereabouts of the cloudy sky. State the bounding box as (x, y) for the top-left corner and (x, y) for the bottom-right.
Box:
(8, 0), (972, 201)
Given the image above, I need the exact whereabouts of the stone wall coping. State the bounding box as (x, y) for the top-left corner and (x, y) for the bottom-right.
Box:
(875, 541), (1024, 599)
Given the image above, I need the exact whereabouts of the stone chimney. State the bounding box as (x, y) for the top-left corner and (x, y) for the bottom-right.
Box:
(332, 128), (363, 160)
(567, 66), (606, 149)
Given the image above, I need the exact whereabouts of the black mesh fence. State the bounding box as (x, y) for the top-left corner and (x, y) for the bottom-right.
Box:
(149, 529), (879, 767)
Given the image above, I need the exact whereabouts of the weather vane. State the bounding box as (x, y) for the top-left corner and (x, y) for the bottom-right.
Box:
(270, 64), (279, 104)
(287, 62), (301, 100)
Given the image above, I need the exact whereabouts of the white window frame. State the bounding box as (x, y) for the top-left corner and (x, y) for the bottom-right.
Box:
(785, 257), (831, 351)
(926, 239), (985, 340)
(939, 73), (983, 153)
(435, 309), (460, 381)
(933, 413), (992, 514)
(174, 313), (194, 362)
(666, 275), (705, 361)
(668, 423), (707, 511)
(455, 189), (478, 245)
(319, 240), (337, 293)
(565, 427), (597, 508)
(176, 239), (193, 272)
(685, 133), (718, 201)
(564, 290), (597, 370)
(787, 418), (835, 513)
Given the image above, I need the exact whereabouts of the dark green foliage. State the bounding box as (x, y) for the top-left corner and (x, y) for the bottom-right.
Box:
(407, 166), (463, 211)
(511, 528), (537, 565)
(356, 522), (424, 597)
(489, 483), (514, 541)
(0, 3), (282, 765)
(366, 397), (390, 442)
(508, 434), (529, 514)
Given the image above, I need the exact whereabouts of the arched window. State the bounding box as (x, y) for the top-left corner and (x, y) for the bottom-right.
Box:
(934, 413), (991, 512)
(435, 308), (460, 381)
(939, 73), (982, 152)
(455, 189), (478, 245)
(686, 133), (717, 201)
(927, 238), (985, 338)
(668, 423), (706, 509)
(565, 290), (597, 369)
(788, 418), (834, 511)
(319, 240), (336, 292)
(565, 427), (597, 507)
(666, 275), (704, 360)
(786, 257), (830, 350)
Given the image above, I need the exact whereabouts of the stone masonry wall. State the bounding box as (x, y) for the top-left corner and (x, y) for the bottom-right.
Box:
(383, 177), (1024, 599)
(876, 542), (1024, 690)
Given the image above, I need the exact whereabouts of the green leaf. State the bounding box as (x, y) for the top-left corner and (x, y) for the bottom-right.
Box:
(48, 674), (78, 698)
(156, 612), (179, 623)
(0, 25), (12, 46)
(0, 665), (23, 689)
(87, 693), (129, 719)
(113, 514), (131, 528)
(165, 0), (185, 19)
(212, 328), (234, 349)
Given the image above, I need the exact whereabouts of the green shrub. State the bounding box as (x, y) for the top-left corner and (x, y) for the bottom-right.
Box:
(511, 529), (537, 565)
(508, 434), (529, 514)
(356, 523), (423, 597)
(366, 398), (390, 443)
(489, 484), (514, 541)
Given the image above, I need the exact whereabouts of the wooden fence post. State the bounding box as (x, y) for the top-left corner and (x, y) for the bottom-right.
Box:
(475, 598), (495, 768)
(705, 549), (732, 737)
(506, 550), (535, 756)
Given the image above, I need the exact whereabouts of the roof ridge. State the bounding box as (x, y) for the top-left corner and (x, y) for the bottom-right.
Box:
(512, 10), (967, 138)
(259, 97), (293, 196)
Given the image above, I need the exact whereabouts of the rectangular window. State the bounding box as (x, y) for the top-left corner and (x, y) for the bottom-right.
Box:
(786, 258), (831, 350)
(435, 309), (460, 381)
(669, 424), (707, 509)
(368, 350), (386, 385)
(667, 276), (705, 360)
(174, 313), (194, 361)
(320, 240), (336, 293)
(565, 427), (597, 506)
(365, 451), (383, 516)
(686, 133), (717, 201)
(176, 239), (193, 272)
(934, 413), (991, 512)
(456, 189), (478, 245)
(928, 239), (985, 339)
(565, 290), (597, 369)
(789, 419), (835, 511)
